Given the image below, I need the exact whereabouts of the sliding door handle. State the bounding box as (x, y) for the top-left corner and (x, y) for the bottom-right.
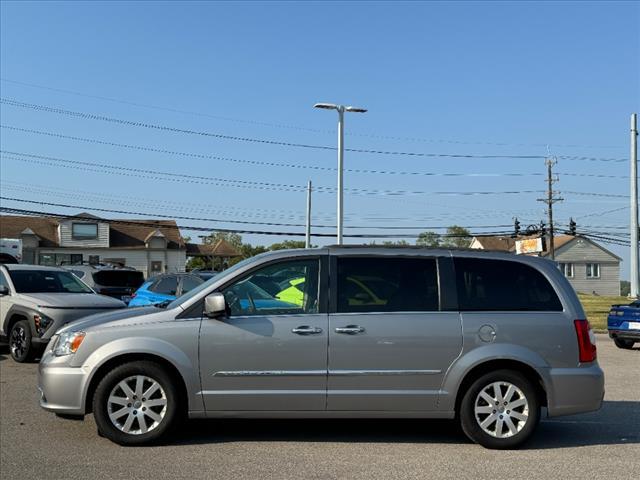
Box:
(292, 326), (323, 335)
(335, 325), (365, 335)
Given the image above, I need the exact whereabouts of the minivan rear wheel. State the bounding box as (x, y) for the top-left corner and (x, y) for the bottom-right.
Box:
(459, 369), (540, 449)
(92, 361), (180, 445)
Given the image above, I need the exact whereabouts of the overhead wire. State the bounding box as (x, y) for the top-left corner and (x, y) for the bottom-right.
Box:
(1, 77), (626, 150)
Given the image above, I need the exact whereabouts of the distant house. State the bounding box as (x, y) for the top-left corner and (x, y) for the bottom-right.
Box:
(470, 234), (621, 295)
(0, 214), (187, 278)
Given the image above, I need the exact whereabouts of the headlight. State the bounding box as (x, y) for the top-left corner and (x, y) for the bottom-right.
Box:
(54, 331), (86, 356)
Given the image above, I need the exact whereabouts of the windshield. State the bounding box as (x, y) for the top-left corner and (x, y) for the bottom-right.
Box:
(9, 270), (93, 294)
(166, 256), (259, 310)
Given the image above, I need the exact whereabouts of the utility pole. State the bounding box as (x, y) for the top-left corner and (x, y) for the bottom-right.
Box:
(538, 158), (563, 260)
(305, 180), (312, 249)
(631, 113), (639, 297)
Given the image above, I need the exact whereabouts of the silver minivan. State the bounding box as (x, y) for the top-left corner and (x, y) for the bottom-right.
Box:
(38, 247), (604, 449)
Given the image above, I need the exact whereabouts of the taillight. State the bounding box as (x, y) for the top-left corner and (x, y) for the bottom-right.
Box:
(574, 319), (597, 363)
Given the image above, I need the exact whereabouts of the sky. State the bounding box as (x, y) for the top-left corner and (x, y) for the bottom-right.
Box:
(0, 1), (638, 278)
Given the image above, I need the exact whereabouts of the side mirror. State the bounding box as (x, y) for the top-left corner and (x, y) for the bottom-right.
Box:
(204, 292), (226, 319)
(0, 285), (9, 296)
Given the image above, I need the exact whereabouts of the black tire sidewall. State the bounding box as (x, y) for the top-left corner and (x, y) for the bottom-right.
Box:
(92, 361), (180, 446)
(460, 369), (540, 450)
(9, 320), (33, 363)
(613, 338), (635, 349)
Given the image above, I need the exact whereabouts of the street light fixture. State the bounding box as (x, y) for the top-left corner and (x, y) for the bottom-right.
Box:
(313, 102), (367, 244)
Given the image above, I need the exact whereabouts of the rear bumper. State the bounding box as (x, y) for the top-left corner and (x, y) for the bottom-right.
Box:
(608, 330), (640, 341)
(546, 364), (604, 417)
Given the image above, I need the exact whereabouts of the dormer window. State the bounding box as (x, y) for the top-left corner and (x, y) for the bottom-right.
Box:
(72, 223), (98, 240)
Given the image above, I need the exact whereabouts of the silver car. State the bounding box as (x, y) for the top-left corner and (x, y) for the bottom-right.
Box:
(38, 247), (604, 449)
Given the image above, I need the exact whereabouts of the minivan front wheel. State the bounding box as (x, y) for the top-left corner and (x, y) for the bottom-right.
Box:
(92, 361), (180, 445)
(460, 370), (540, 449)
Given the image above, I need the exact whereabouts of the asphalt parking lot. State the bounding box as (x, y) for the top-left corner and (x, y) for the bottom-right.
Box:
(1, 334), (638, 480)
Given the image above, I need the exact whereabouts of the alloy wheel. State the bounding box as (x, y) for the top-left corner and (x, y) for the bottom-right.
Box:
(474, 381), (530, 438)
(107, 375), (168, 435)
(10, 325), (27, 359)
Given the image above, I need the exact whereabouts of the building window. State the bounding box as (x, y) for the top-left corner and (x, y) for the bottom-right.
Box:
(586, 263), (600, 279)
(150, 261), (163, 274)
(559, 263), (574, 278)
(72, 223), (98, 240)
(38, 253), (83, 265)
(88, 255), (100, 265)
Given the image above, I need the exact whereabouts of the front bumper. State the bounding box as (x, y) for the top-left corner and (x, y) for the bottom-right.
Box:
(546, 364), (605, 417)
(38, 350), (90, 416)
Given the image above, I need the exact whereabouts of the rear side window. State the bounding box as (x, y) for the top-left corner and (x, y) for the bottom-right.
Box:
(336, 257), (439, 313)
(454, 258), (562, 311)
(92, 270), (145, 288)
(151, 276), (179, 295)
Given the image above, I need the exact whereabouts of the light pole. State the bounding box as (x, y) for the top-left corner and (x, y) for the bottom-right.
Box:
(314, 102), (367, 244)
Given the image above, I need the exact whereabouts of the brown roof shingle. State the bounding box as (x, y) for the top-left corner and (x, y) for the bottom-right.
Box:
(0, 216), (59, 247)
(186, 239), (241, 257)
(0, 216), (185, 249)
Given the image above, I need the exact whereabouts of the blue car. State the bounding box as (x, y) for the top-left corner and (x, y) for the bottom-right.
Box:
(607, 300), (640, 349)
(129, 273), (206, 307)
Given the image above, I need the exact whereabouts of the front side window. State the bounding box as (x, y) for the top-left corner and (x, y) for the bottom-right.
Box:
(454, 258), (562, 311)
(221, 259), (320, 316)
(180, 275), (203, 294)
(72, 223), (98, 240)
(0, 271), (9, 290)
(336, 257), (439, 313)
(559, 263), (574, 278)
(8, 270), (93, 294)
(586, 263), (600, 279)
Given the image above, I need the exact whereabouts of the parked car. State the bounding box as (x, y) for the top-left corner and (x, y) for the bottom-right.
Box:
(0, 238), (21, 264)
(0, 264), (126, 362)
(607, 300), (640, 349)
(38, 247), (603, 449)
(62, 264), (145, 304)
(128, 273), (205, 307)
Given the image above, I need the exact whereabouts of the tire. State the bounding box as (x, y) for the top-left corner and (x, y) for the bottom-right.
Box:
(92, 361), (181, 446)
(613, 338), (635, 349)
(459, 369), (540, 450)
(9, 320), (35, 363)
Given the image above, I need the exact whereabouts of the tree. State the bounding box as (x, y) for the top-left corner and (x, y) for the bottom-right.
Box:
(269, 240), (307, 251)
(416, 231), (441, 247)
(382, 240), (410, 246)
(441, 225), (472, 248)
(202, 231), (243, 250)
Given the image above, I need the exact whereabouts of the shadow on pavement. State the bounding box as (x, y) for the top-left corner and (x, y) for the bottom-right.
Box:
(167, 400), (639, 449)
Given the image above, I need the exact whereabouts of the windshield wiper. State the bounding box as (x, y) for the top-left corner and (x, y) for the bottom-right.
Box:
(155, 300), (172, 309)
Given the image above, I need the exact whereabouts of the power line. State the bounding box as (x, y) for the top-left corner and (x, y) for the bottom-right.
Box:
(3, 180), (526, 224)
(0, 150), (553, 197)
(3, 124), (630, 179)
(1, 77), (626, 150)
(0, 97), (563, 160)
(0, 196), (516, 231)
(0, 205), (513, 239)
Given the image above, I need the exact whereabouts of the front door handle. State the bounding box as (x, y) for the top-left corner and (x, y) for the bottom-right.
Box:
(291, 326), (323, 335)
(335, 325), (365, 335)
